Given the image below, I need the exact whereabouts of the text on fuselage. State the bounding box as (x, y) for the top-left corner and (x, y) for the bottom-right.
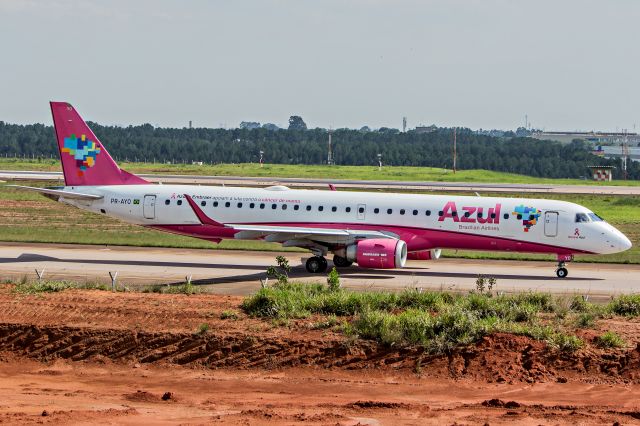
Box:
(438, 202), (502, 224)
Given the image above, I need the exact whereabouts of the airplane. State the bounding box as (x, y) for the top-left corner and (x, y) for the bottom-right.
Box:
(10, 102), (632, 279)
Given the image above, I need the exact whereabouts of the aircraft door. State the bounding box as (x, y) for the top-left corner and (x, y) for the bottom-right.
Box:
(544, 211), (558, 237)
(357, 204), (366, 220)
(143, 195), (156, 219)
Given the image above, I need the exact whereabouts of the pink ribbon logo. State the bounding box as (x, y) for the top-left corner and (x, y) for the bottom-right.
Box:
(574, 228), (580, 236)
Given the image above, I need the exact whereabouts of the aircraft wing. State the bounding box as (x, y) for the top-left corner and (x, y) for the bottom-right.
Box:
(7, 185), (103, 200)
(183, 194), (398, 246)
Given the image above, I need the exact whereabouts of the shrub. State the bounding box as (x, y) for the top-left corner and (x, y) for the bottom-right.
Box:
(327, 267), (340, 291)
(608, 295), (640, 317)
(596, 331), (625, 348)
(549, 333), (583, 352)
(576, 312), (596, 328)
(220, 310), (239, 320)
(196, 323), (209, 335)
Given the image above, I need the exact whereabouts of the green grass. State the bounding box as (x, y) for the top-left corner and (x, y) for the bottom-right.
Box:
(595, 331), (625, 348)
(242, 283), (637, 353)
(2, 157), (640, 186)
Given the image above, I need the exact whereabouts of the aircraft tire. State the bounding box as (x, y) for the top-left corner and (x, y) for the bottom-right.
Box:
(556, 267), (568, 278)
(333, 255), (353, 268)
(306, 256), (328, 273)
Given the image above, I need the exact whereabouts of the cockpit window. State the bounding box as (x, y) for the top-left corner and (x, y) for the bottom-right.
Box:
(588, 213), (604, 222)
(575, 213), (590, 223)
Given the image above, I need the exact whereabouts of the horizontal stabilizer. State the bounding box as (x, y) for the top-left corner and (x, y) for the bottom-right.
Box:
(7, 185), (103, 200)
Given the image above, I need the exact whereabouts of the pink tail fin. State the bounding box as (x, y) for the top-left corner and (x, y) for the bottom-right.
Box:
(50, 102), (148, 186)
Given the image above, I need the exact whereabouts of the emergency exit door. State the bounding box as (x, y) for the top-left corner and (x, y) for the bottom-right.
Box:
(544, 211), (558, 237)
(143, 195), (156, 219)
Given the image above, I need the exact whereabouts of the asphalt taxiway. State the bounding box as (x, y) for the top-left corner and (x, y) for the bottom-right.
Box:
(0, 243), (637, 297)
(2, 170), (640, 195)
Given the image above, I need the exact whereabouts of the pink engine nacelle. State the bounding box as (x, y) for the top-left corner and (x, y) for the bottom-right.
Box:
(406, 249), (442, 261)
(345, 239), (408, 269)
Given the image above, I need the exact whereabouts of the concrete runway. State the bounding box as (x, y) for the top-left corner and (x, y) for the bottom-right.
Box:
(2, 170), (640, 195)
(1, 243), (638, 297)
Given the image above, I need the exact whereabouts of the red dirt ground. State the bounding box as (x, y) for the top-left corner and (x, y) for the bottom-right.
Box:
(1, 286), (640, 425)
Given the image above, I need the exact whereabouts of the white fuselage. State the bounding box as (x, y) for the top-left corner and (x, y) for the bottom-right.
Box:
(60, 184), (632, 256)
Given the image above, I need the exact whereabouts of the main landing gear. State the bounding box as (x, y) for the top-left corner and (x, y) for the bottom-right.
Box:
(306, 256), (328, 273)
(332, 255), (353, 268)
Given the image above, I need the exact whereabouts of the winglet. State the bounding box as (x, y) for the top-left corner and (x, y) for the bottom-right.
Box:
(184, 194), (224, 226)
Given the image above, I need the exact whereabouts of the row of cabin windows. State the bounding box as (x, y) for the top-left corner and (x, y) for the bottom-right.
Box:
(164, 199), (537, 220)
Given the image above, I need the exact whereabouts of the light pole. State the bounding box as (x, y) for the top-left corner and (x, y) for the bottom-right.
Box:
(259, 150), (264, 168)
(377, 153), (382, 171)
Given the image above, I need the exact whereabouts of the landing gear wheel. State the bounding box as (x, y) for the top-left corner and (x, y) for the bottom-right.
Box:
(556, 267), (568, 278)
(306, 256), (328, 273)
(332, 255), (353, 268)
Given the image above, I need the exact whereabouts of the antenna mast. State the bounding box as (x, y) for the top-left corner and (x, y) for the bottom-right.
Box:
(453, 127), (457, 174)
(622, 129), (629, 180)
(327, 129), (334, 165)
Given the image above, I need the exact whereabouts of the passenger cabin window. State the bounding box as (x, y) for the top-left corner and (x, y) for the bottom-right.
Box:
(165, 200), (170, 205)
(575, 213), (589, 223)
(503, 213), (509, 219)
(426, 210), (431, 216)
(237, 202), (243, 208)
(516, 214), (522, 220)
(588, 213), (603, 222)
(282, 204), (287, 210)
(413, 210), (418, 215)
(306, 205), (312, 211)
(250, 203), (255, 208)
(490, 213), (496, 219)
(272, 204), (277, 209)
(374, 208), (380, 214)
(201, 201), (206, 207)
(464, 211), (470, 218)
(225, 202), (230, 207)
(400, 209), (405, 215)
(358, 207), (365, 213)
(294, 205), (299, 211)
(331, 206), (337, 212)
(318, 206), (324, 212)
(346, 207), (351, 213)
(260, 203), (265, 209)
(438, 211), (443, 216)
(177, 200), (183, 206)
(476, 212), (481, 218)
(387, 208), (392, 214)
(213, 201), (219, 207)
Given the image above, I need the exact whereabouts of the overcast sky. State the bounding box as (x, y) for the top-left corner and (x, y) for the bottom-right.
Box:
(0, 0), (638, 131)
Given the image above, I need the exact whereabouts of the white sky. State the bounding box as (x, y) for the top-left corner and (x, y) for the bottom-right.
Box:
(0, 0), (639, 131)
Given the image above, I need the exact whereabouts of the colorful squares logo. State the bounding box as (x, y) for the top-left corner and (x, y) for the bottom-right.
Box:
(512, 205), (541, 232)
(61, 134), (101, 176)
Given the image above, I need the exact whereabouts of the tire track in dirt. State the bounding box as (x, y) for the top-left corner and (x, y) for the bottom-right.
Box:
(2, 323), (640, 384)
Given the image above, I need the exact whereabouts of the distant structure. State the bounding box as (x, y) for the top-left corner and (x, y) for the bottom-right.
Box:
(402, 117), (407, 133)
(532, 131), (640, 145)
(414, 125), (438, 134)
(587, 165), (615, 182)
(327, 129), (334, 165)
(189, 120), (192, 129)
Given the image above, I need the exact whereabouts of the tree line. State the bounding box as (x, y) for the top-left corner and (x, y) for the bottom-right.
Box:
(0, 120), (636, 180)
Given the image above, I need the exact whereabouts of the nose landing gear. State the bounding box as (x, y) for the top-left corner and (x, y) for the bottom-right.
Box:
(556, 262), (568, 278)
(555, 254), (572, 278)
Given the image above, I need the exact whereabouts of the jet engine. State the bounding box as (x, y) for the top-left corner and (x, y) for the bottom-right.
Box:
(344, 239), (408, 269)
(406, 249), (442, 261)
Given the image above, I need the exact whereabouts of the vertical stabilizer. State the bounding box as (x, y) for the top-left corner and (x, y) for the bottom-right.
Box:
(50, 102), (148, 186)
